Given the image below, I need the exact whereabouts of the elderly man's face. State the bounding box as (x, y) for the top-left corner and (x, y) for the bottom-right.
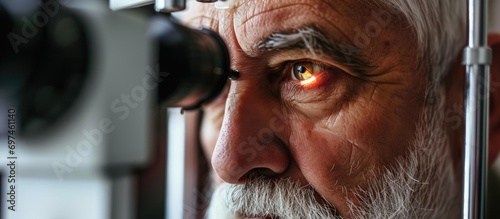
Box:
(183, 0), (462, 218)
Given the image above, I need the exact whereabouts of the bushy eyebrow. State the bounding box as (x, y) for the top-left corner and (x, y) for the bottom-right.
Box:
(252, 27), (375, 75)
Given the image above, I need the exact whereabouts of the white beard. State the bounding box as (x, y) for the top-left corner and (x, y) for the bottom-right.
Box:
(206, 91), (460, 219)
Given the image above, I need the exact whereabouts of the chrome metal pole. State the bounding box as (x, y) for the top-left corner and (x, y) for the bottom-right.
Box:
(462, 0), (492, 218)
(155, 0), (186, 12)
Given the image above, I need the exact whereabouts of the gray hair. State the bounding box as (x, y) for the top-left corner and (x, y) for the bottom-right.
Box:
(380, 0), (467, 97)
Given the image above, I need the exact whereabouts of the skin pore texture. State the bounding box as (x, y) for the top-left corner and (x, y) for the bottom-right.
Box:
(177, 0), (500, 218)
(204, 90), (458, 219)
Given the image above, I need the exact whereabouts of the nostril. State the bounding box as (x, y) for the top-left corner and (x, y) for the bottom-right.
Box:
(213, 136), (291, 184)
(239, 168), (283, 183)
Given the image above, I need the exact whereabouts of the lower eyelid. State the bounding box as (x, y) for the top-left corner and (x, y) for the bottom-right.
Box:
(280, 74), (335, 104)
(287, 69), (335, 91)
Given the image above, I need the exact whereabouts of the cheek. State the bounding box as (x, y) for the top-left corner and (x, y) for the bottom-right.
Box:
(286, 119), (374, 215)
(286, 116), (371, 186)
(284, 98), (419, 203)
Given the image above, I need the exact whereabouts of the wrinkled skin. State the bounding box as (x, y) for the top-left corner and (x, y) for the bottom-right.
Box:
(178, 0), (500, 218)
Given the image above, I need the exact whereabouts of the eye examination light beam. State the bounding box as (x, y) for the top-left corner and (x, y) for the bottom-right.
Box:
(300, 76), (317, 86)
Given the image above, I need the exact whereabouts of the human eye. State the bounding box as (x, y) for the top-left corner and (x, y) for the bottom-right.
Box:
(275, 58), (355, 107)
(285, 60), (339, 89)
(290, 61), (324, 86)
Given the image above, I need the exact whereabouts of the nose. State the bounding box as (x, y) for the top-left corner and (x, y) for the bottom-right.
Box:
(211, 82), (290, 184)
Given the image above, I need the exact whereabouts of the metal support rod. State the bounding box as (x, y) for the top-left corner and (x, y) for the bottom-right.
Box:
(462, 0), (492, 218)
(155, 0), (186, 12)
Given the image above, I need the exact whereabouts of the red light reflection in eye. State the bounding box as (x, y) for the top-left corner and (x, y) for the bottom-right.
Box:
(300, 76), (317, 86)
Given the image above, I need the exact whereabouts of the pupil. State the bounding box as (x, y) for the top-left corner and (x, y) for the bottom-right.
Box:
(297, 65), (306, 74)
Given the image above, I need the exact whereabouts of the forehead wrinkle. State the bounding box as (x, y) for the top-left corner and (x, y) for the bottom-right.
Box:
(237, 1), (343, 28)
(235, 0), (345, 18)
(233, 3), (357, 53)
(317, 0), (345, 16)
(238, 3), (312, 26)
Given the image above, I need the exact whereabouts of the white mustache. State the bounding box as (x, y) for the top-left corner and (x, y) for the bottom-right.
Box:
(213, 177), (341, 219)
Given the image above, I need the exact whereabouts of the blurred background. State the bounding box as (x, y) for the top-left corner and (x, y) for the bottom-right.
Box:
(490, 0), (500, 171)
(488, 1), (500, 218)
